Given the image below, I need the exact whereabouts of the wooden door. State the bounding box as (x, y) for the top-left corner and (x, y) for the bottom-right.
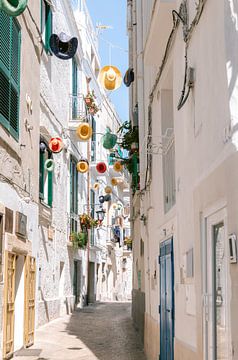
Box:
(3, 251), (16, 359)
(24, 256), (36, 348)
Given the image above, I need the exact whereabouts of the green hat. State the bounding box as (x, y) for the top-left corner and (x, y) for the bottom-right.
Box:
(102, 131), (117, 150)
(0, 0), (28, 16)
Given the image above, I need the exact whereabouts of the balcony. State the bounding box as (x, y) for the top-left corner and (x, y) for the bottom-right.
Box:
(69, 94), (87, 129)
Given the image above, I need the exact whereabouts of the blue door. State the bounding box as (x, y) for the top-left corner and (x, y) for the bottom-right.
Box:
(160, 238), (174, 360)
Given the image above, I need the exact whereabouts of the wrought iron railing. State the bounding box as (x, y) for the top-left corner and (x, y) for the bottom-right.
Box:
(69, 94), (87, 122)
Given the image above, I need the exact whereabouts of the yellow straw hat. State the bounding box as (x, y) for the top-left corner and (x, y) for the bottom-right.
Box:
(111, 178), (118, 186)
(98, 66), (122, 91)
(105, 186), (112, 194)
(113, 161), (123, 172)
(77, 159), (89, 173)
(76, 123), (93, 141)
(93, 182), (100, 190)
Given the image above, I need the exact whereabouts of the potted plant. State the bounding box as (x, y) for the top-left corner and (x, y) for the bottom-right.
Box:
(79, 213), (100, 230)
(117, 121), (139, 152)
(84, 90), (95, 105)
(124, 237), (132, 250)
(70, 231), (88, 249)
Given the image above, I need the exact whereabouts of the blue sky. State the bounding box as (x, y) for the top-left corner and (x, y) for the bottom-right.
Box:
(86, 0), (129, 123)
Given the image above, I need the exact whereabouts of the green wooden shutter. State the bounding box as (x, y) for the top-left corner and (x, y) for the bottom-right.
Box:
(10, 18), (21, 138)
(39, 151), (45, 199)
(0, 12), (20, 140)
(70, 157), (73, 212)
(48, 170), (53, 207)
(75, 163), (78, 214)
(72, 59), (78, 119)
(45, 2), (52, 53)
(72, 59), (78, 96)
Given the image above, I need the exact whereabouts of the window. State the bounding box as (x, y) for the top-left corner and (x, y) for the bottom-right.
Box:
(70, 156), (78, 232)
(39, 142), (53, 207)
(41, 0), (52, 53)
(90, 190), (95, 245)
(0, 11), (21, 140)
(91, 117), (96, 161)
(72, 58), (78, 119)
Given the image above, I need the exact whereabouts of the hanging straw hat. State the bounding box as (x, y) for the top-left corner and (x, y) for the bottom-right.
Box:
(111, 178), (118, 186)
(48, 138), (64, 153)
(102, 130), (117, 149)
(113, 161), (123, 172)
(105, 186), (112, 194)
(50, 32), (78, 60)
(104, 194), (111, 202)
(0, 0), (28, 16)
(96, 162), (107, 174)
(76, 123), (93, 141)
(98, 66), (122, 91)
(44, 159), (55, 172)
(123, 68), (134, 87)
(93, 182), (100, 190)
(77, 159), (89, 173)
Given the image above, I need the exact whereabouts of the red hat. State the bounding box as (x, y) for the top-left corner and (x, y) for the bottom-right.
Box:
(96, 162), (107, 174)
(49, 138), (64, 153)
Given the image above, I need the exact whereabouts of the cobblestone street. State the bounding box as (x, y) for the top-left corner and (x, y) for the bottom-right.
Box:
(13, 303), (146, 360)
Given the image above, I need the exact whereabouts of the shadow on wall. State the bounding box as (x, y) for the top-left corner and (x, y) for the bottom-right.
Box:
(225, 0), (238, 142)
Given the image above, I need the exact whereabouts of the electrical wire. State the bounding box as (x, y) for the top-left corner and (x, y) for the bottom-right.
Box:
(141, 0), (206, 191)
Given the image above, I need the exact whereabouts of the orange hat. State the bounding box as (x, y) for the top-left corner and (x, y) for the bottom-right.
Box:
(49, 138), (64, 153)
(113, 161), (123, 172)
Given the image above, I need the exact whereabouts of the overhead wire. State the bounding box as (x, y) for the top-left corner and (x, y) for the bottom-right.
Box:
(142, 0), (207, 192)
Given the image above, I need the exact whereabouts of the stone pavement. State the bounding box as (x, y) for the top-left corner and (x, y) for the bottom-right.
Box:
(13, 302), (146, 360)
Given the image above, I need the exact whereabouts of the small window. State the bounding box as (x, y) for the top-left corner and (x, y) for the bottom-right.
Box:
(39, 141), (53, 207)
(0, 11), (21, 140)
(41, 0), (52, 53)
(70, 156), (78, 232)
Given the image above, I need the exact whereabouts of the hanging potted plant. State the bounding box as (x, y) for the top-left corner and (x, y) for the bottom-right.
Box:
(79, 213), (100, 230)
(70, 231), (88, 249)
(84, 90), (96, 106)
(124, 237), (132, 250)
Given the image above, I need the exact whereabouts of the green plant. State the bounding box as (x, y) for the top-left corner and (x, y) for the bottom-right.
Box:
(84, 91), (99, 114)
(70, 231), (88, 250)
(117, 121), (139, 151)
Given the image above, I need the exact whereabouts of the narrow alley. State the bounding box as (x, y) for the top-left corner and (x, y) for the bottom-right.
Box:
(13, 303), (146, 360)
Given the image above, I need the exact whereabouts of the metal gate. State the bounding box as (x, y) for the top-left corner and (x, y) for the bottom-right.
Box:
(3, 251), (16, 359)
(24, 256), (36, 348)
(159, 238), (174, 360)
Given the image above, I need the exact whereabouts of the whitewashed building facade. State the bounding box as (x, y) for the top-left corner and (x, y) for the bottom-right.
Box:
(129, 0), (238, 359)
(38, 0), (131, 327)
